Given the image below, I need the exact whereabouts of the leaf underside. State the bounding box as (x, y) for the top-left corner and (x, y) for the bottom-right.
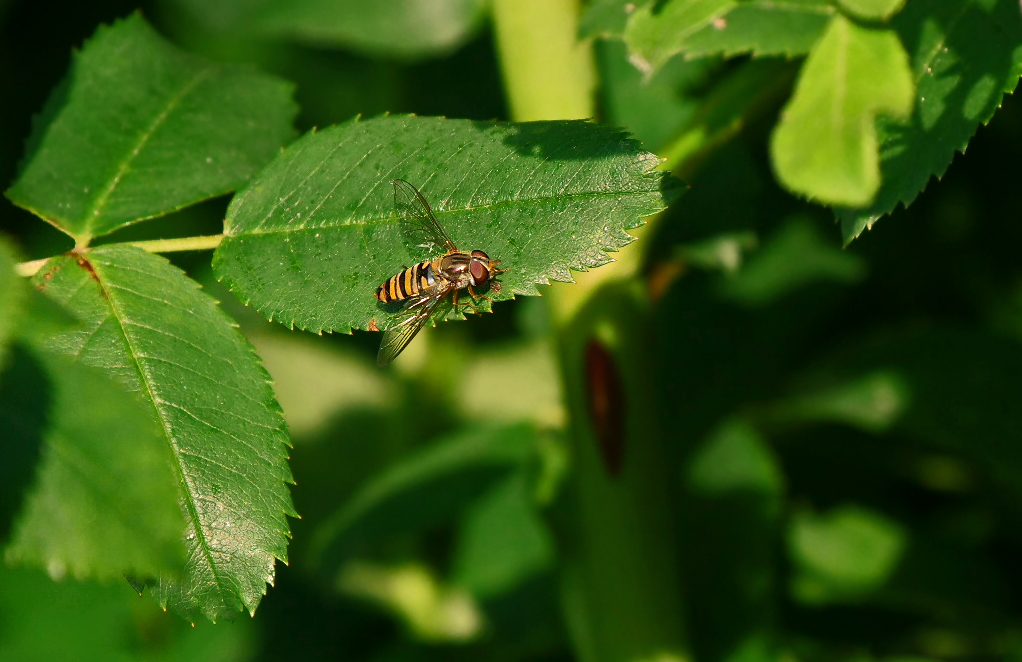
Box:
(213, 115), (676, 335)
(32, 246), (296, 622)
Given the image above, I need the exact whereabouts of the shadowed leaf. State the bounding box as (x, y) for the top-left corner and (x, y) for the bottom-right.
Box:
(5, 13), (296, 245)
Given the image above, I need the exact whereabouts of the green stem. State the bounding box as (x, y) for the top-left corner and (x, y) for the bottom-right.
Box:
(554, 281), (689, 662)
(491, 0), (595, 122)
(492, 3), (688, 661)
(15, 234), (224, 277)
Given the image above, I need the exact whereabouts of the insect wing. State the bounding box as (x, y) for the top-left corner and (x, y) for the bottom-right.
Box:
(376, 287), (448, 366)
(392, 179), (457, 253)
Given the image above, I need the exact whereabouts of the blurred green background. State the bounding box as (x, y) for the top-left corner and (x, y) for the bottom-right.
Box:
(3, 1), (1022, 661)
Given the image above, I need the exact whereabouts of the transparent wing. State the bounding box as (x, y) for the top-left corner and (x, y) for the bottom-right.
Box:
(376, 287), (449, 366)
(392, 179), (457, 253)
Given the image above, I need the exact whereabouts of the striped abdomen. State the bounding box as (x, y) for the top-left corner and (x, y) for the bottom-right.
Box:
(376, 261), (435, 303)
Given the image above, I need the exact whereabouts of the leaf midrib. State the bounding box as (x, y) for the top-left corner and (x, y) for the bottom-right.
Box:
(82, 65), (216, 241)
(88, 253), (228, 601)
(229, 186), (659, 237)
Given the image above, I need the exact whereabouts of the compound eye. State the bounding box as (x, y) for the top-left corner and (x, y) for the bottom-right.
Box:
(471, 250), (490, 260)
(470, 259), (490, 283)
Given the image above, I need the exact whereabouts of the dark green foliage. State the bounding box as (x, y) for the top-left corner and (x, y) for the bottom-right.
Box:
(1, 1), (1021, 661)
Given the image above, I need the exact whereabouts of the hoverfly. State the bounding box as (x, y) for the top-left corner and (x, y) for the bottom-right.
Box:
(375, 179), (503, 366)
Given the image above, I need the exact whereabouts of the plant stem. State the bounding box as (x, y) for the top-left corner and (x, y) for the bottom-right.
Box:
(14, 234), (224, 277)
(491, 0), (595, 122)
(492, 3), (689, 662)
(119, 234), (224, 254)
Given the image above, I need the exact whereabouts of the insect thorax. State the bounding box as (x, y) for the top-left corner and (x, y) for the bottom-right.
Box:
(435, 252), (474, 287)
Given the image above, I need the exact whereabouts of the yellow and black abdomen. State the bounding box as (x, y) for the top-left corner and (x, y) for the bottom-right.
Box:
(376, 261), (435, 303)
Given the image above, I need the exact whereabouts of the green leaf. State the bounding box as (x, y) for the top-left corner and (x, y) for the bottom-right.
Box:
(5, 13), (296, 245)
(766, 369), (910, 433)
(311, 423), (537, 571)
(779, 327), (1022, 489)
(451, 471), (554, 599)
(836, 0), (1022, 243)
(605, 0), (834, 68)
(579, 0), (644, 39)
(0, 237), (25, 370)
(669, 0), (836, 60)
(719, 215), (867, 306)
(254, 0), (487, 59)
(32, 246), (295, 622)
(680, 419), (783, 662)
(789, 505), (907, 604)
(771, 15), (913, 207)
(624, 0), (737, 74)
(2, 343), (186, 581)
(0, 565), (257, 662)
(686, 419), (784, 497)
(213, 115), (674, 335)
(596, 38), (710, 152)
(838, 0), (907, 22)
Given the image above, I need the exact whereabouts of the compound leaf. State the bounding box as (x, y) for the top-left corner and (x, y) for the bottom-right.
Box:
(5, 13), (296, 245)
(31, 246), (295, 622)
(213, 115), (676, 335)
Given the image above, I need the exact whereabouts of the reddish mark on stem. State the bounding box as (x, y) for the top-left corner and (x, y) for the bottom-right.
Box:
(584, 339), (625, 477)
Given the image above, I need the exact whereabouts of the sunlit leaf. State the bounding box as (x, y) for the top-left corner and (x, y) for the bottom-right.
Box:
(837, 0), (907, 21)
(789, 505), (907, 604)
(837, 0), (1022, 242)
(213, 115), (676, 335)
(772, 15), (914, 207)
(5, 13), (296, 245)
(32, 246), (295, 622)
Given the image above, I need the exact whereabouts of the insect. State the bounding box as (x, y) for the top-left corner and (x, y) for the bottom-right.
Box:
(375, 179), (503, 366)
